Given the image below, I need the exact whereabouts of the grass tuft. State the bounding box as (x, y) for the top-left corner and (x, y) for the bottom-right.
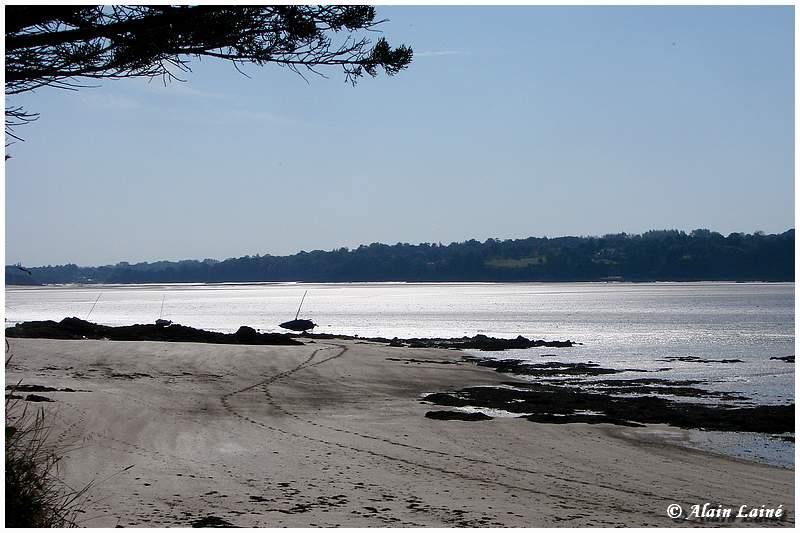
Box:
(5, 349), (90, 527)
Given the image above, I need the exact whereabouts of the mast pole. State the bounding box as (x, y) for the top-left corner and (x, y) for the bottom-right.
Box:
(86, 292), (102, 320)
(295, 290), (308, 321)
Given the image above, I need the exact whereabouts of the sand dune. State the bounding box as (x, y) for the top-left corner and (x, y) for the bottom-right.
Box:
(5, 338), (793, 527)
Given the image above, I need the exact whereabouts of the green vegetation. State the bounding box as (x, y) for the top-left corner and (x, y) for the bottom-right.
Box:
(7, 228), (794, 284)
(486, 256), (547, 269)
(5, 393), (87, 526)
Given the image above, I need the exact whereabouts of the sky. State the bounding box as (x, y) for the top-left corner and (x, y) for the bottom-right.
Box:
(5, 5), (795, 267)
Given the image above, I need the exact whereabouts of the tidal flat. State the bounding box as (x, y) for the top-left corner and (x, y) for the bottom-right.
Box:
(4, 336), (793, 527)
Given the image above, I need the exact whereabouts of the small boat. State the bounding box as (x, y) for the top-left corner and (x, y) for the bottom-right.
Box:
(280, 290), (317, 332)
(279, 318), (316, 332)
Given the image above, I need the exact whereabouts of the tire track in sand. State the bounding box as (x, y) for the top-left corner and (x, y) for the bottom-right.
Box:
(220, 342), (657, 516)
(260, 343), (710, 505)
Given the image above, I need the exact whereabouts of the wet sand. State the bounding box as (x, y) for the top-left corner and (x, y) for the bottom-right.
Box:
(5, 338), (794, 527)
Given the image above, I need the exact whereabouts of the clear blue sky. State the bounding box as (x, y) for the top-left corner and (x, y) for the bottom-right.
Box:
(5, 6), (795, 266)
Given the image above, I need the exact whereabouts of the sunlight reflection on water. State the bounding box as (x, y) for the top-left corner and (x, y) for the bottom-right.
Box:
(6, 281), (794, 406)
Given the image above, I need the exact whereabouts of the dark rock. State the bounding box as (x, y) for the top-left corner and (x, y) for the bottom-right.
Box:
(190, 516), (235, 528)
(233, 326), (259, 343)
(301, 332), (578, 351)
(581, 379), (746, 400)
(658, 356), (743, 364)
(25, 394), (53, 402)
(425, 410), (493, 421)
(595, 386), (743, 400)
(421, 384), (793, 434)
(589, 378), (705, 387)
(770, 355), (794, 363)
(386, 357), (459, 365)
(110, 372), (152, 380)
(7, 384), (81, 393)
(474, 359), (623, 377)
(525, 413), (644, 427)
(6, 318), (302, 346)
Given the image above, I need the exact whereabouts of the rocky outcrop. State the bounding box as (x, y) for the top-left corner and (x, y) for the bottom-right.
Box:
(424, 410), (493, 421)
(422, 382), (793, 433)
(304, 332), (578, 351)
(6, 318), (301, 346)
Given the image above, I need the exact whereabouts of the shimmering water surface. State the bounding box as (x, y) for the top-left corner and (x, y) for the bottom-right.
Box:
(5, 282), (794, 465)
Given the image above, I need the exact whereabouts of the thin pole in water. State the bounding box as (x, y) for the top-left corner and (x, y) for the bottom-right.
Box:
(295, 290), (308, 321)
(86, 292), (102, 320)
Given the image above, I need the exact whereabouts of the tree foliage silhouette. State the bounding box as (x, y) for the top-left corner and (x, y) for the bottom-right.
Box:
(9, 229), (794, 284)
(5, 5), (413, 141)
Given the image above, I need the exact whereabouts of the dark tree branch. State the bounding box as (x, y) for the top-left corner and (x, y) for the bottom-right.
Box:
(5, 5), (413, 143)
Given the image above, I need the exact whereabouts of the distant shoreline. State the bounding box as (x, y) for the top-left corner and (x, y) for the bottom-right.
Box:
(7, 229), (794, 285)
(6, 279), (795, 288)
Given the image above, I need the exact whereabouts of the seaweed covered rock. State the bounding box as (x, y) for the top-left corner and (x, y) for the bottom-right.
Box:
(303, 332), (578, 351)
(425, 410), (493, 421)
(421, 384), (794, 433)
(6, 318), (301, 346)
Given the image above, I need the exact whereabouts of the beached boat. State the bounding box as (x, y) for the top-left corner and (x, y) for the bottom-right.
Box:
(279, 290), (316, 332)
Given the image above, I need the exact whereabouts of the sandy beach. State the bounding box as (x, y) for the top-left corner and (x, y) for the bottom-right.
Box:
(5, 337), (794, 527)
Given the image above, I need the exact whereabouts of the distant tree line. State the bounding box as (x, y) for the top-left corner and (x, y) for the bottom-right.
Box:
(7, 229), (795, 285)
